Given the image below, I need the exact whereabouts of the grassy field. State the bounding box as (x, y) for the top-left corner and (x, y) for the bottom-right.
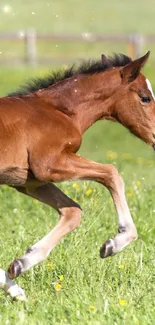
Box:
(1, 1), (155, 325)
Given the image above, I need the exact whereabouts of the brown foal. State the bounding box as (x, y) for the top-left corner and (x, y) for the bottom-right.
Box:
(0, 51), (155, 297)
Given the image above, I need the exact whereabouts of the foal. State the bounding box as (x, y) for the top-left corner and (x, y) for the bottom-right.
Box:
(1, 51), (155, 300)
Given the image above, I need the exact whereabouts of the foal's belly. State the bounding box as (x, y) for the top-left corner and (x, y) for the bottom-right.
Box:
(0, 140), (29, 185)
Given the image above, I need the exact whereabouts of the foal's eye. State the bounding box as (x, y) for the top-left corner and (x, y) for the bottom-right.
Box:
(141, 96), (151, 103)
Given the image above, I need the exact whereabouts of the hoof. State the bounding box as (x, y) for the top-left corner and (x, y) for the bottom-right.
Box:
(100, 239), (115, 258)
(8, 260), (23, 279)
(8, 284), (26, 302)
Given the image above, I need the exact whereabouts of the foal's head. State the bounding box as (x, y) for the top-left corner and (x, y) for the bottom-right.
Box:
(113, 51), (155, 148)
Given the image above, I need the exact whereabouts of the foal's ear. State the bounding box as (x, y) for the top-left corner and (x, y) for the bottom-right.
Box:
(101, 54), (109, 65)
(121, 51), (150, 83)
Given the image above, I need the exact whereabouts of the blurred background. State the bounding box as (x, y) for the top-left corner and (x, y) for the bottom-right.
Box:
(0, 0), (155, 183)
(0, 0), (155, 89)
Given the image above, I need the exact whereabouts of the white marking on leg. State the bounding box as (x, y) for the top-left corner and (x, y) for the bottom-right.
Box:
(0, 268), (26, 301)
(16, 208), (81, 274)
(146, 79), (155, 100)
(110, 188), (138, 252)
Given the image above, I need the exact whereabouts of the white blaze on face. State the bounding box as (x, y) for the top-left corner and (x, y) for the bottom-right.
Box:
(146, 78), (155, 100)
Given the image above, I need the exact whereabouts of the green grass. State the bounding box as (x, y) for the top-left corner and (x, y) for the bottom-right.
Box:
(1, 0), (155, 324)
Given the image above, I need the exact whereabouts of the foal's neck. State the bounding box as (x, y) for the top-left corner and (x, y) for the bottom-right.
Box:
(42, 69), (121, 134)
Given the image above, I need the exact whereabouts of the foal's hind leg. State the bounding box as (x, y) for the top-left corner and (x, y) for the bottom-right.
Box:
(8, 183), (82, 279)
(0, 268), (26, 301)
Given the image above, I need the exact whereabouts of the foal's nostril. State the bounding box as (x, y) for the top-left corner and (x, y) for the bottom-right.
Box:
(153, 133), (155, 139)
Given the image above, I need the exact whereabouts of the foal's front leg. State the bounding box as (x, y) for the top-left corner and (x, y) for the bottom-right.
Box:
(8, 183), (82, 279)
(31, 153), (137, 258)
(64, 154), (138, 257)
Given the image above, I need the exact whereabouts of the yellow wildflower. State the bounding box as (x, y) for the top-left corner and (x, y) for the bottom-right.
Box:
(85, 188), (93, 196)
(59, 275), (64, 282)
(118, 264), (125, 269)
(89, 305), (96, 311)
(119, 300), (127, 306)
(72, 182), (81, 192)
(55, 283), (62, 292)
(107, 151), (118, 160)
(48, 263), (53, 271)
(136, 181), (141, 186)
(127, 192), (133, 198)
(72, 183), (79, 189)
(33, 199), (39, 204)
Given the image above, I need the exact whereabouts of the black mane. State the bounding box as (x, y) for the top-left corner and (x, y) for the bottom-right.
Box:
(8, 54), (132, 97)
